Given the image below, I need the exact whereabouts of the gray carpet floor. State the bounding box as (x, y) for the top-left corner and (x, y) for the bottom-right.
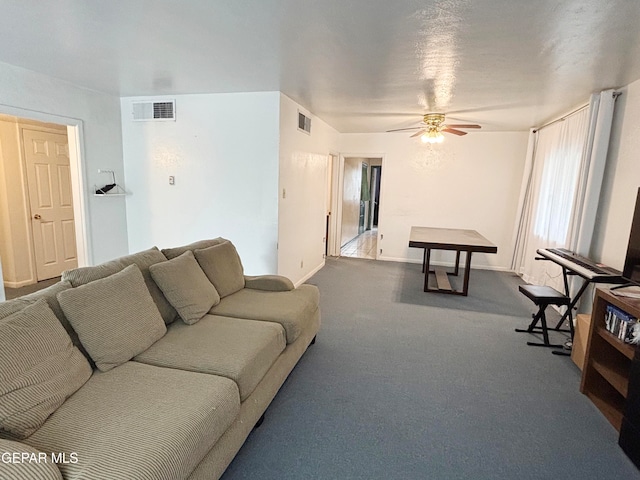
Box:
(222, 257), (640, 479)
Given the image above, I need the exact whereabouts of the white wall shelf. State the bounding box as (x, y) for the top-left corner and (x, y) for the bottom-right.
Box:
(93, 184), (126, 196)
(94, 169), (127, 196)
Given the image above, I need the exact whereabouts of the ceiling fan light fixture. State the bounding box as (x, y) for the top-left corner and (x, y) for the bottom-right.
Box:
(421, 128), (444, 144)
(386, 112), (479, 141)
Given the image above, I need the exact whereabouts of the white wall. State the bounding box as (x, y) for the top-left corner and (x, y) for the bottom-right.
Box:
(339, 132), (529, 270)
(592, 78), (640, 268)
(278, 94), (339, 284)
(121, 92), (280, 274)
(0, 61), (128, 265)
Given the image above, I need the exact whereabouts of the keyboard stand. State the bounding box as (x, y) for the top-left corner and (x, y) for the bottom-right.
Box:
(550, 265), (584, 356)
(534, 249), (624, 356)
(532, 258), (584, 356)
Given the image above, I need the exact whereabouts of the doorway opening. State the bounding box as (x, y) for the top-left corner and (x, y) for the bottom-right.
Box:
(332, 156), (383, 260)
(0, 112), (89, 301)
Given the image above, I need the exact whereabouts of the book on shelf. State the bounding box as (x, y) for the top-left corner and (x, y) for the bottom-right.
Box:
(605, 304), (638, 343)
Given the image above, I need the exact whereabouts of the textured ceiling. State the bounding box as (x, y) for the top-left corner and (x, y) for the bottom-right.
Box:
(1, 0), (639, 132)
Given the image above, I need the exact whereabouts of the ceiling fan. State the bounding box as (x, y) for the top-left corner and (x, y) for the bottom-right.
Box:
(386, 113), (481, 143)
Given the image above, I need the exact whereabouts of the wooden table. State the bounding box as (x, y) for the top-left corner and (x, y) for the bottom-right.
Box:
(408, 227), (498, 296)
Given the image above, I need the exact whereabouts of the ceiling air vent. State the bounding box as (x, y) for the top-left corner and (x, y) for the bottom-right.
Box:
(298, 111), (311, 134)
(132, 100), (176, 121)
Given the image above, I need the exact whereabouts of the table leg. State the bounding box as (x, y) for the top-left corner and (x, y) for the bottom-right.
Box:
(423, 248), (431, 292)
(422, 249), (475, 295)
(461, 251), (472, 296)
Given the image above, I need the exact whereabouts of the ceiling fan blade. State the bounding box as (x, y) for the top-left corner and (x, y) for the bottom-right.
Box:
(442, 128), (467, 136)
(386, 126), (423, 132)
(444, 124), (481, 129)
(409, 129), (427, 138)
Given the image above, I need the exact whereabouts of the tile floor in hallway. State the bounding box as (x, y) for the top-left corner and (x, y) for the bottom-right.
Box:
(340, 228), (377, 259)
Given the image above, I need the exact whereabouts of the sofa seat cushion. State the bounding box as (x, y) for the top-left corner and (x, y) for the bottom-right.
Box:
(209, 284), (320, 344)
(62, 247), (177, 325)
(24, 362), (240, 480)
(134, 314), (286, 401)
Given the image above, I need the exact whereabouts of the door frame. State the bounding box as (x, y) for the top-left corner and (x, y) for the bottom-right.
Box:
(327, 154), (343, 257)
(328, 153), (385, 258)
(369, 165), (381, 228)
(22, 126), (80, 280)
(0, 105), (91, 275)
(359, 161), (369, 234)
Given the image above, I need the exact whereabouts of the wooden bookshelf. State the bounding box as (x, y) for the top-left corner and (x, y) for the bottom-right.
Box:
(581, 288), (639, 431)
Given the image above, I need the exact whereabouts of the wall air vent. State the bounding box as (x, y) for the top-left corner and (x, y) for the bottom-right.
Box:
(298, 111), (311, 134)
(132, 100), (176, 121)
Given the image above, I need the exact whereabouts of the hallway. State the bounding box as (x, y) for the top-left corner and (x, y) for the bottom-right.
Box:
(340, 228), (377, 259)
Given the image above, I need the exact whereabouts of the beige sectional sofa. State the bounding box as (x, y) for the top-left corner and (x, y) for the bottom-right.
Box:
(0, 238), (320, 480)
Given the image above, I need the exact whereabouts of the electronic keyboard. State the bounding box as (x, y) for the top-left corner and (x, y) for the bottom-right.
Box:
(537, 248), (623, 281)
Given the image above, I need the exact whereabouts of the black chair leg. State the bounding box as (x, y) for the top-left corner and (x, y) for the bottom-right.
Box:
(527, 311), (564, 348)
(516, 306), (564, 348)
(515, 311), (541, 334)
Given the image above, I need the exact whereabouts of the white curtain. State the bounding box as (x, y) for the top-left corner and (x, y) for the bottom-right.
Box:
(511, 90), (617, 294)
(571, 91), (617, 254)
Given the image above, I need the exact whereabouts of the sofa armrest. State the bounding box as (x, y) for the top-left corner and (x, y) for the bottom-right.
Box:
(244, 275), (294, 292)
(0, 439), (63, 480)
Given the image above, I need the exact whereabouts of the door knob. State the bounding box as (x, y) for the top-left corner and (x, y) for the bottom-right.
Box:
(33, 214), (41, 220)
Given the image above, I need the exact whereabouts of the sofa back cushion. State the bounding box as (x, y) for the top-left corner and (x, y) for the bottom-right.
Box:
(57, 264), (167, 372)
(149, 251), (220, 325)
(161, 237), (226, 260)
(62, 247), (177, 324)
(0, 281), (70, 321)
(0, 299), (92, 440)
(194, 241), (245, 298)
(0, 281), (92, 364)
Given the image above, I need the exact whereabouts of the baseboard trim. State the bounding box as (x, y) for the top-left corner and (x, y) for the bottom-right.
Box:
(3, 279), (37, 289)
(295, 260), (326, 287)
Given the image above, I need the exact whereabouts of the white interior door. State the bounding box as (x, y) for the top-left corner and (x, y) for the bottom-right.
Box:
(23, 128), (78, 280)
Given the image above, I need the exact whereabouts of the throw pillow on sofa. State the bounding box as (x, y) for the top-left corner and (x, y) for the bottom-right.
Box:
(57, 264), (167, 372)
(62, 247), (177, 325)
(194, 241), (246, 298)
(0, 299), (92, 440)
(149, 250), (221, 325)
